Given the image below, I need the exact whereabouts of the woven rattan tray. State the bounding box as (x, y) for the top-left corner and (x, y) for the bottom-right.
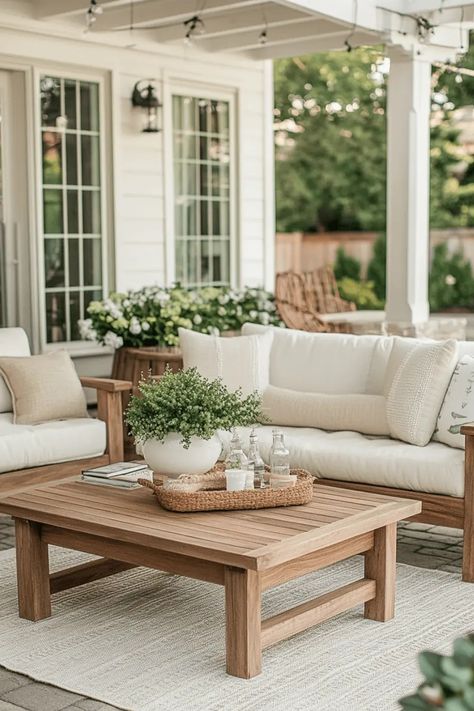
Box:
(139, 469), (313, 513)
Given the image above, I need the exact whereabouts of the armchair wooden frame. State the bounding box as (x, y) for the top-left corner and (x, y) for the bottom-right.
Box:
(0, 377), (132, 497)
(318, 423), (474, 583)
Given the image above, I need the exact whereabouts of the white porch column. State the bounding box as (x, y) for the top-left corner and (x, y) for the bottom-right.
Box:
(385, 48), (432, 327)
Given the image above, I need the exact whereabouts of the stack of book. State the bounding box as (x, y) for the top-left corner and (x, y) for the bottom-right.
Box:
(81, 462), (153, 489)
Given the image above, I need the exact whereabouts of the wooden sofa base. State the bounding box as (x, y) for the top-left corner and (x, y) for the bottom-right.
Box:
(318, 479), (472, 582)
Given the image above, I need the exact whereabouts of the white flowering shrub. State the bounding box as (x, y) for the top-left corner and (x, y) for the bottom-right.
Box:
(79, 284), (282, 349)
(126, 368), (264, 448)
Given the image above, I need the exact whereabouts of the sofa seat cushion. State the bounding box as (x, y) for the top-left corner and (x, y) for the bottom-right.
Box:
(218, 426), (464, 498)
(0, 413), (106, 474)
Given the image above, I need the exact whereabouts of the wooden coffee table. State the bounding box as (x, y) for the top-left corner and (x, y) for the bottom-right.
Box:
(0, 479), (420, 678)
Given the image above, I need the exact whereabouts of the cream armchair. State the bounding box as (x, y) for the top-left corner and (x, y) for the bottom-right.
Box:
(0, 328), (131, 496)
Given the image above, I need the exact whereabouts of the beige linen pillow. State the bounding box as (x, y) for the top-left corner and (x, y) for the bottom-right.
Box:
(0, 350), (88, 425)
(261, 386), (390, 435)
(178, 328), (273, 396)
(386, 339), (458, 446)
(434, 355), (474, 449)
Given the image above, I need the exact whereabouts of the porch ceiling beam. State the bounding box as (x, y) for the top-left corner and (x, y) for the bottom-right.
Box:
(200, 22), (346, 53)
(92, 0), (267, 32)
(245, 29), (378, 59)
(278, 0), (378, 31)
(150, 4), (310, 43)
(34, 0), (117, 19)
(403, 0), (474, 12)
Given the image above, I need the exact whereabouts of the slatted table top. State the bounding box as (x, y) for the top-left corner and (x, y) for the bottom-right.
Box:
(0, 479), (421, 571)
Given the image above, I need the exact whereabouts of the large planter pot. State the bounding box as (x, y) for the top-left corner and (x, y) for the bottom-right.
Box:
(142, 432), (222, 478)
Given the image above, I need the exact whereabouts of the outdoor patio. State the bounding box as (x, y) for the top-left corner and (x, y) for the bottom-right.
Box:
(0, 0), (473, 710)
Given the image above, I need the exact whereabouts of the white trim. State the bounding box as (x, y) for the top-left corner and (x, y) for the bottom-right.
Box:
(262, 60), (275, 292)
(163, 74), (238, 288)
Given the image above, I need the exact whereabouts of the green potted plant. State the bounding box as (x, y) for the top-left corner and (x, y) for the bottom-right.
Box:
(125, 368), (263, 477)
(399, 633), (474, 710)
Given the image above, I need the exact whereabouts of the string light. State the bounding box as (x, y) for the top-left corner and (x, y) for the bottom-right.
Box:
(183, 15), (205, 45)
(344, 0), (358, 52)
(85, 0), (102, 30)
(259, 29), (267, 45)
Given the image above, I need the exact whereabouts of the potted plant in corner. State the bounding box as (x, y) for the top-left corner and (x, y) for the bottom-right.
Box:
(125, 368), (263, 477)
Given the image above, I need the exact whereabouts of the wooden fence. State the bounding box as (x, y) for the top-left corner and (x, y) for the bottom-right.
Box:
(276, 228), (474, 279)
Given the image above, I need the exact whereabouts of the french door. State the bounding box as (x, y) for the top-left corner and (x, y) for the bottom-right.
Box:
(0, 70), (31, 335)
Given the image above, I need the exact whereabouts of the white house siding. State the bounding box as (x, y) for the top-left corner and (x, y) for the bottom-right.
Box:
(0, 9), (274, 380)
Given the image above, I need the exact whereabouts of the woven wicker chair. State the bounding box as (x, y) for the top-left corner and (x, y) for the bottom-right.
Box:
(275, 271), (351, 333)
(304, 266), (357, 315)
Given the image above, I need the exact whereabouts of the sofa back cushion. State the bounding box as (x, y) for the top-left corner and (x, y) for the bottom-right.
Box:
(0, 328), (31, 413)
(434, 355), (474, 449)
(386, 339), (458, 446)
(0, 350), (88, 425)
(178, 327), (273, 396)
(261, 386), (390, 435)
(242, 323), (392, 395)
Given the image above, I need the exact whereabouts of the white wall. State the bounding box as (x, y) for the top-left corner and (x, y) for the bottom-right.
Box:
(0, 6), (275, 357)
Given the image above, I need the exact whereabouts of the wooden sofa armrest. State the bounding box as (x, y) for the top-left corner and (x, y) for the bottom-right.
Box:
(461, 425), (474, 582)
(80, 377), (132, 463)
(80, 376), (132, 393)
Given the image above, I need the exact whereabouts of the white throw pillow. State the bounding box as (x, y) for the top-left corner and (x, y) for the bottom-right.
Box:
(434, 355), (474, 449)
(386, 339), (458, 446)
(178, 328), (273, 396)
(261, 386), (390, 435)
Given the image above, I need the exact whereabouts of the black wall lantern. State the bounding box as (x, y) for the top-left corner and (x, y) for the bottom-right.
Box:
(131, 80), (162, 133)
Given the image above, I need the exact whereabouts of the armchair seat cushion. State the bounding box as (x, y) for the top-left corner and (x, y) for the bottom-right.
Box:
(219, 425), (465, 498)
(0, 414), (106, 474)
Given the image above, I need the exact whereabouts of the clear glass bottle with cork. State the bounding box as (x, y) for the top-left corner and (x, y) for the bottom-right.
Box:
(225, 428), (253, 489)
(247, 429), (265, 489)
(269, 429), (290, 487)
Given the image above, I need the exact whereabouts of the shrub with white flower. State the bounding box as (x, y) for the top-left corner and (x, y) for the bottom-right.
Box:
(80, 284), (283, 349)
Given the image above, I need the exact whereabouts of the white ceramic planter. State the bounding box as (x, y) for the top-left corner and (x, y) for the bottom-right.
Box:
(142, 432), (222, 478)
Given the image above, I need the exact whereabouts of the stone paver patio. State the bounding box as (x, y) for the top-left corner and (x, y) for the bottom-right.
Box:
(0, 514), (464, 710)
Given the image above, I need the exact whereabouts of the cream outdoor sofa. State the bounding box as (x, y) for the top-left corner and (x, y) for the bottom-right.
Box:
(0, 328), (131, 496)
(219, 323), (474, 583)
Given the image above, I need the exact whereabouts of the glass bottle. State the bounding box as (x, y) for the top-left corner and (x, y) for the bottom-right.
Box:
(225, 428), (249, 471)
(248, 429), (265, 489)
(270, 429), (290, 479)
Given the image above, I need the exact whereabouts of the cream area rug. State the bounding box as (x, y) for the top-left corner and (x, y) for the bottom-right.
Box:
(0, 547), (472, 711)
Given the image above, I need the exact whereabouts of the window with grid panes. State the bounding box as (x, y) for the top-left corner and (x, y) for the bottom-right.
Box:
(172, 95), (231, 286)
(40, 75), (104, 343)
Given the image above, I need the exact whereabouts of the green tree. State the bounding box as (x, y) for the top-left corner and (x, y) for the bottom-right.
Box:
(333, 246), (361, 280)
(367, 234), (386, 301)
(274, 36), (474, 233)
(429, 242), (474, 311)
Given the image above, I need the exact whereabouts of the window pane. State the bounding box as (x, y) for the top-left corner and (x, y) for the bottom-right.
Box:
(183, 134), (197, 160)
(69, 291), (81, 341)
(66, 133), (78, 185)
(40, 76), (61, 127)
(200, 240), (210, 283)
(82, 190), (101, 234)
(212, 201), (220, 236)
(80, 82), (99, 132)
(173, 96), (183, 130)
(184, 199), (197, 235)
(43, 189), (63, 234)
(42, 131), (62, 185)
(199, 136), (208, 161)
(210, 100), (219, 133)
(221, 201), (230, 236)
(81, 135), (100, 186)
(217, 101), (229, 134)
(68, 238), (80, 287)
(182, 97), (196, 132)
(198, 99), (209, 132)
(83, 238), (102, 286)
(46, 292), (66, 343)
(83, 289), (103, 312)
(175, 240), (185, 283)
(200, 164), (209, 196)
(44, 239), (64, 288)
(211, 165), (220, 197)
(212, 241), (230, 283)
(185, 164), (197, 196)
(186, 240), (198, 286)
(200, 200), (209, 236)
(67, 190), (79, 233)
(64, 80), (77, 130)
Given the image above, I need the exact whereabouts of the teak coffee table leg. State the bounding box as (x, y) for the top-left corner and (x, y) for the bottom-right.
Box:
(224, 567), (261, 678)
(15, 519), (51, 621)
(364, 523), (396, 622)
